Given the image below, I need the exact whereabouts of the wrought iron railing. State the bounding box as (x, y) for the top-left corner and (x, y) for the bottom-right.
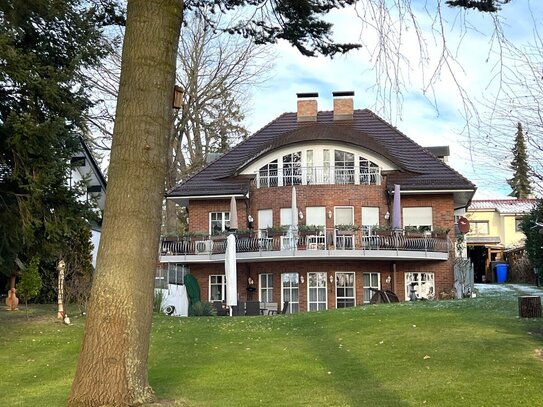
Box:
(160, 228), (450, 256)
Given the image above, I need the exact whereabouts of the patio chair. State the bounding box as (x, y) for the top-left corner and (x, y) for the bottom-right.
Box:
(263, 302), (278, 315)
(245, 301), (260, 316)
(213, 301), (228, 316)
(231, 300), (245, 316)
(269, 301), (289, 315)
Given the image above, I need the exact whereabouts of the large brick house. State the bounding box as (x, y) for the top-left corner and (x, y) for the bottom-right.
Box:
(161, 92), (476, 313)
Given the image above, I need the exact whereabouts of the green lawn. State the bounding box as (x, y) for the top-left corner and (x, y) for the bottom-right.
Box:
(1, 286), (543, 406)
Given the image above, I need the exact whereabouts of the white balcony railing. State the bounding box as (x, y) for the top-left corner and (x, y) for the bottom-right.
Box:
(255, 166), (381, 188)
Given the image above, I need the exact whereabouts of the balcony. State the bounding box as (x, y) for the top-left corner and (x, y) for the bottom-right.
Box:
(255, 166), (381, 188)
(160, 229), (450, 263)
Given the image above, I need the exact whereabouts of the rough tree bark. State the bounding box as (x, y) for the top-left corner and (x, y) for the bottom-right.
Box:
(68, 1), (183, 405)
(518, 296), (542, 318)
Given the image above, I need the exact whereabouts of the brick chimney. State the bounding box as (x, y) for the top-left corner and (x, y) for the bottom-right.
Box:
(333, 91), (354, 120)
(297, 92), (318, 122)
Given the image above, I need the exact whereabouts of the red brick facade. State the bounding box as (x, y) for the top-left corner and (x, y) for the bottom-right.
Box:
(182, 181), (456, 308)
(188, 183), (455, 235)
(190, 258), (454, 308)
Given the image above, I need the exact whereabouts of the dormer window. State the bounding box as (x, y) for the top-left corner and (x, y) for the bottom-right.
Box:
(253, 145), (382, 188)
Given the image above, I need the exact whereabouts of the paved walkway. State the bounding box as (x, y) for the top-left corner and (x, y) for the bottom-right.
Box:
(475, 283), (543, 297)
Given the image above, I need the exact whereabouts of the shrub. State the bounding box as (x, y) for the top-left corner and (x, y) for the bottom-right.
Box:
(18, 257), (43, 308)
(509, 252), (533, 283)
(191, 301), (217, 316)
(153, 289), (166, 314)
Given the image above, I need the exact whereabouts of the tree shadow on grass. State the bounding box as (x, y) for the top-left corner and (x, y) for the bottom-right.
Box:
(148, 314), (409, 407)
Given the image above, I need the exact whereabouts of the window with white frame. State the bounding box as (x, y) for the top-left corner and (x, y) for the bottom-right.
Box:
(363, 272), (380, 303)
(336, 272), (355, 308)
(323, 149), (331, 183)
(306, 150), (314, 184)
(281, 272), (299, 313)
(209, 275), (226, 301)
(210, 212), (230, 235)
(258, 209), (273, 232)
(405, 272), (435, 301)
(402, 207), (433, 231)
(166, 263), (189, 285)
(334, 150), (355, 184)
(306, 207), (326, 227)
(259, 159), (278, 187)
(308, 272), (327, 311)
(361, 207), (379, 236)
(155, 264), (168, 289)
(359, 156), (380, 184)
(335, 206), (354, 226)
(280, 208), (294, 226)
(283, 151), (302, 186)
(259, 273), (273, 302)
(469, 220), (489, 235)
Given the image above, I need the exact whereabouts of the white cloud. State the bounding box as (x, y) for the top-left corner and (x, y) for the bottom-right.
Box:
(244, 0), (543, 198)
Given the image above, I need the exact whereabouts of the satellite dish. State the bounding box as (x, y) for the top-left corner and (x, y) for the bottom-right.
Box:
(457, 217), (470, 234)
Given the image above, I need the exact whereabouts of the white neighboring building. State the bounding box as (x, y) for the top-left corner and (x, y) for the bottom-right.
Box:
(70, 139), (107, 267)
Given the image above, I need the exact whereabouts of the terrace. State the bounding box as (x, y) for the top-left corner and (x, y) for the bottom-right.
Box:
(160, 228), (451, 263)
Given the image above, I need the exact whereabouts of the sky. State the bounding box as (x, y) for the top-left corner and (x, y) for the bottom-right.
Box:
(242, 0), (543, 200)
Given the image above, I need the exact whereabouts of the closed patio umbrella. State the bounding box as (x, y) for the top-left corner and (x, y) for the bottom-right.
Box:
(392, 184), (402, 230)
(287, 186), (298, 249)
(225, 196), (238, 314)
(291, 186), (298, 229)
(229, 196), (238, 231)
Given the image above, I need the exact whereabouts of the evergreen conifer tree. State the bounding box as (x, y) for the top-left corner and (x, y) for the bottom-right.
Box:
(0, 1), (115, 284)
(508, 122), (532, 198)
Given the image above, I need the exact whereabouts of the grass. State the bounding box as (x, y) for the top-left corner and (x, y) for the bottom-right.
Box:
(1, 286), (543, 406)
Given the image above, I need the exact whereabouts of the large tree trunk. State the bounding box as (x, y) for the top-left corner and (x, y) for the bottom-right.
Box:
(68, 1), (183, 405)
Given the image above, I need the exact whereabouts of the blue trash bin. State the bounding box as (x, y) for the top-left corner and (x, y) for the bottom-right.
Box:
(496, 264), (508, 283)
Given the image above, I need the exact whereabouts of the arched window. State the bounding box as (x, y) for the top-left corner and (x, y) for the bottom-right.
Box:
(259, 159), (278, 187)
(359, 156), (380, 184)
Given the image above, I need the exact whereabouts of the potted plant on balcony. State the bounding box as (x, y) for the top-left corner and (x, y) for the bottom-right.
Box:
(335, 224), (360, 235)
(266, 225), (288, 238)
(373, 224), (392, 236)
(298, 225), (325, 249)
(404, 225), (425, 238)
(299, 224), (324, 236)
(431, 227), (450, 238)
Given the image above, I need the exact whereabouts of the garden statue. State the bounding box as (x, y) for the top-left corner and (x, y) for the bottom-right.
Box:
(6, 288), (19, 311)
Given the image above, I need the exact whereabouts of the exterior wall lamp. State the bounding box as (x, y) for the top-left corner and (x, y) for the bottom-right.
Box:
(299, 210), (304, 219)
(329, 274), (334, 284)
(300, 275), (305, 284)
(328, 210), (333, 219)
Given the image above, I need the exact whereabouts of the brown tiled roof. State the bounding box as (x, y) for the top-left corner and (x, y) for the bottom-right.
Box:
(168, 109), (476, 197)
